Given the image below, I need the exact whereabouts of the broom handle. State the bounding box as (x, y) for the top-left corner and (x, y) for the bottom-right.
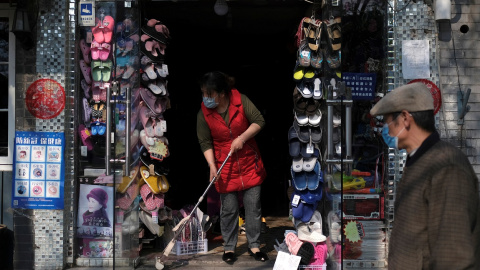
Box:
(162, 152), (232, 258)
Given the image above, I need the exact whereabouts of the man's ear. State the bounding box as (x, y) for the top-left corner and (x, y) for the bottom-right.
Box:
(402, 110), (412, 128)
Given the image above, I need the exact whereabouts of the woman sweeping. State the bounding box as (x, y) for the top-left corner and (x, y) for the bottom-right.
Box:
(197, 71), (268, 263)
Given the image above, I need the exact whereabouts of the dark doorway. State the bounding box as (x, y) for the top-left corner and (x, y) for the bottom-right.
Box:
(142, 1), (310, 216)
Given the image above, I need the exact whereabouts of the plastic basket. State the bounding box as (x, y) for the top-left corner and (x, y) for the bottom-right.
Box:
(298, 263), (327, 269)
(171, 239), (208, 255)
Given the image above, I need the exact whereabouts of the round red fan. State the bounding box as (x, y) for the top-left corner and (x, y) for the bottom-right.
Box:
(408, 79), (442, 115)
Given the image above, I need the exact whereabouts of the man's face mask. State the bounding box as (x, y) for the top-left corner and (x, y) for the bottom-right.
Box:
(382, 115), (405, 149)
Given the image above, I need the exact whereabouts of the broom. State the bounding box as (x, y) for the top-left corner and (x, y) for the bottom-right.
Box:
(155, 151), (232, 269)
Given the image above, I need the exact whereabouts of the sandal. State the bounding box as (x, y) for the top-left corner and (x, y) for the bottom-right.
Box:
(142, 19), (170, 44)
(248, 249), (269, 262)
(326, 17), (341, 51)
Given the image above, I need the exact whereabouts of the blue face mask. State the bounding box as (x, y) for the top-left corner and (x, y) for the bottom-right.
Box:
(382, 124), (405, 149)
(203, 95), (218, 109)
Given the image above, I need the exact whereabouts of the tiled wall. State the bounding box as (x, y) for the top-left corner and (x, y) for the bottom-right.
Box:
(14, 0), (74, 269)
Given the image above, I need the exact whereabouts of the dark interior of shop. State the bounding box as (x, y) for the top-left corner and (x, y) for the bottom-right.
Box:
(138, 1), (312, 216)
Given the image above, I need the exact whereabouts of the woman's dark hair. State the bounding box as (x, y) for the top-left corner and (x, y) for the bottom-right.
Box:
(199, 71), (235, 97)
(391, 110), (436, 132)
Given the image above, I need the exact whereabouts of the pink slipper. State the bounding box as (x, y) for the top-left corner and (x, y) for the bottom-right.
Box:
(79, 60), (92, 84)
(140, 183), (164, 211)
(117, 184), (139, 210)
(101, 15), (115, 43)
(91, 17), (104, 43)
(81, 79), (91, 99)
(99, 43), (111, 61)
(78, 124), (94, 151)
(90, 40), (101, 60)
(80, 39), (91, 64)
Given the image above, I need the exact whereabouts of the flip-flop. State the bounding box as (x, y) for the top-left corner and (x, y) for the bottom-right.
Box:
(118, 163), (140, 193)
(144, 64), (157, 80)
(142, 19), (170, 44)
(80, 39), (91, 64)
(91, 121), (99, 136)
(97, 122), (106, 136)
(79, 60), (92, 84)
(122, 65), (135, 79)
(140, 166), (161, 194)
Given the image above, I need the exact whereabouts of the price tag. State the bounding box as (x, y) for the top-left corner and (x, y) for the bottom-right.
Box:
(306, 143), (314, 154)
(291, 194), (300, 207)
(160, 120), (167, 132)
(162, 64), (169, 76)
(117, 210), (124, 223)
(152, 211), (158, 224)
(81, 146), (88, 157)
(301, 51), (310, 58)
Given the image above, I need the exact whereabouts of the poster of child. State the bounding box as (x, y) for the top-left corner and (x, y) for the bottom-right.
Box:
(77, 184), (114, 239)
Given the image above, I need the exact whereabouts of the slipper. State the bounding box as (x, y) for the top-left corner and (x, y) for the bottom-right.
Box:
(298, 41), (311, 67)
(101, 15), (115, 43)
(122, 65), (135, 80)
(80, 39), (91, 64)
(313, 78), (322, 100)
(140, 129), (155, 150)
(90, 40), (101, 60)
(309, 109), (322, 126)
(140, 166), (161, 194)
(118, 164), (140, 193)
(310, 126), (322, 143)
(303, 68), (316, 81)
(307, 22), (321, 51)
(306, 161), (322, 190)
(297, 183), (322, 204)
(81, 79), (91, 99)
(305, 99), (320, 116)
(293, 120), (310, 143)
(139, 209), (160, 235)
(288, 126), (301, 157)
(293, 63), (305, 81)
(301, 144), (319, 159)
(292, 157), (303, 172)
(140, 183), (164, 210)
(296, 80), (313, 99)
(116, 50), (129, 66)
(99, 43), (111, 61)
(139, 87), (168, 114)
(148, 78), (167, 95)
(326, 50), (341, 69)
(144, 64), (157, 80)
(155, 64), (168, 78)
(311, 49), (323, 70)
(142, 19), (170, 44)
(91, 121), (99, 136)
(97, 122), (106, 136)
(158, 175), (169, 193)
(79, 60), (92, 84)
(295, 111), (308, 126)
(292, 169), (307, 190)
(140, 40), (166, 63)
(101, 60), (113, 82)
(92, 83), (107, 102)
(78, 124), (94, 151)
(327, 18), (341, 51)
(139, 105), (157, 137)
(117, 184), (139, 210)
(91, 60), (103, 82)
(82, 98), (92, 124)
(293, 93), (308, 115)
(91, 17), (105, 43)
(303, 157), (317, 172)
(90, 102), (105, 122)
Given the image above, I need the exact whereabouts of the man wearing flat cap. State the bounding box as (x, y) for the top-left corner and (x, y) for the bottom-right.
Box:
(370, 82), (480, 269)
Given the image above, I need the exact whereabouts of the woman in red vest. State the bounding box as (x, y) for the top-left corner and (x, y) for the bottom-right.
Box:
(197, 71), (268, 263)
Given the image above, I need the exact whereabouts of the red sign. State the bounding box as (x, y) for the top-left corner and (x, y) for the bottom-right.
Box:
(25, 79), (66, 119)
(408, 79), (442, 115)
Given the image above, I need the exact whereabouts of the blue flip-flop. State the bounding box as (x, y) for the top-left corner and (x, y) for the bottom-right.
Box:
(91, 122), (99, 136)
(291, 168), (307, 191)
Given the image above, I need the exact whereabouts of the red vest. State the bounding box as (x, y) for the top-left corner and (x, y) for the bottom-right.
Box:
(201, 89), (266, 193)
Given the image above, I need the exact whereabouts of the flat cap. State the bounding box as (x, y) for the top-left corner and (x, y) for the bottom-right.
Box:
(370, 82), (434, 116)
